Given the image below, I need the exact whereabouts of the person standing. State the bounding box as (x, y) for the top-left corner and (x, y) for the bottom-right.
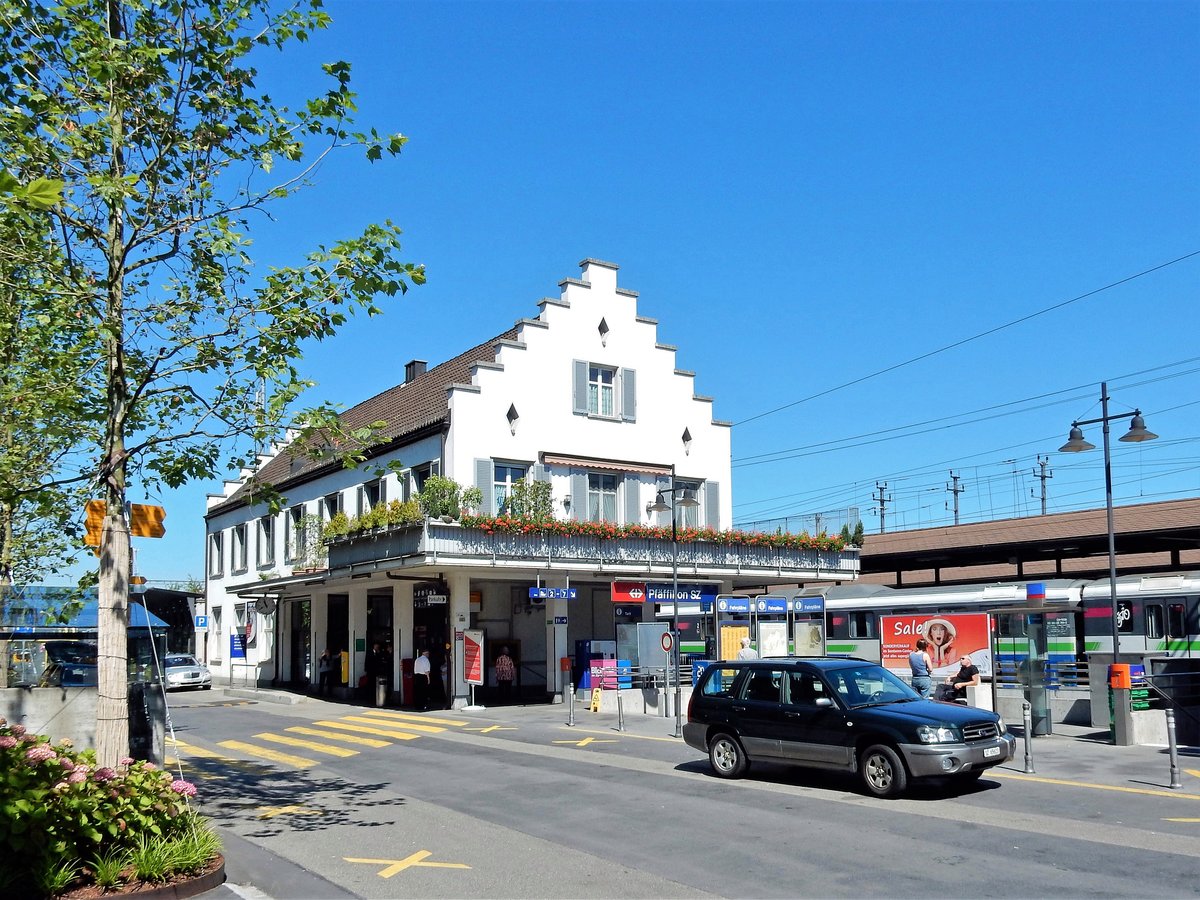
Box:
(317, 648), (332, 696)
(737, 637), (759, 660)
(494, 646), (515, 704)
(908, 638), (934, 698)
(413, 648), (432, 711)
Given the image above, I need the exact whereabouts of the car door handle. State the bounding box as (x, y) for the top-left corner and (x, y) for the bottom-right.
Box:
(732, 704), (748, 712)
(784, 711), (806, 718)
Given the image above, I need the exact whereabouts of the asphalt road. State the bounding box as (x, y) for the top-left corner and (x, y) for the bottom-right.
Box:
(165, 691), (1200, 899)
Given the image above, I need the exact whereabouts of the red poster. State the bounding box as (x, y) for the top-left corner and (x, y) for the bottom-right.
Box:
(880, 613), (991, 677)
(463, 629), (484, 685)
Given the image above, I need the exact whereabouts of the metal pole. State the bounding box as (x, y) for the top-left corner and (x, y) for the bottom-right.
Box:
(1166, 706), (1182, 789)
(671, 480), (682, 739)
(567, 681), (575, 727)
(1021, 700), (1035, 774)
(617, 690), (625, 732)
(1101, 383), (1120, 666)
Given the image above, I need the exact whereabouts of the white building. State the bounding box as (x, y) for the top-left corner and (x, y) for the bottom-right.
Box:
(203, 259), (857, 705)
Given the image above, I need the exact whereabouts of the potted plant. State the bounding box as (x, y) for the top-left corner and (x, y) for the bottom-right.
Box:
(461, 486), (483, 517)
(418, 475), (461, 521)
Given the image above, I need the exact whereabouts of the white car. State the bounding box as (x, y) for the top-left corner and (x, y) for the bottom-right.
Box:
(162, 654), (212, 691)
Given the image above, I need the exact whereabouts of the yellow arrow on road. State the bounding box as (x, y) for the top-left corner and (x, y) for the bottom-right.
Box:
(344, 851), (471, 878)
(552, 736), (617, 748)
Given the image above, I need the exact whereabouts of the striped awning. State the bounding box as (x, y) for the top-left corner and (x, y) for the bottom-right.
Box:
(541, 452), (673, 477)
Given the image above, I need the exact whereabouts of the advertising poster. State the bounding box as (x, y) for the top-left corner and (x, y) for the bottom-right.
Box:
(463, 629), (484, 685)
(880, 613), (991, 677)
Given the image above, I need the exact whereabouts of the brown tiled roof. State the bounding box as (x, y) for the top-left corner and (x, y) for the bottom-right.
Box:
(211, 327), (519, 514)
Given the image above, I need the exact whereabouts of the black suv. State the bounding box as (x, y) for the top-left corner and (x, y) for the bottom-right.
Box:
(684, 657), (1016, 797)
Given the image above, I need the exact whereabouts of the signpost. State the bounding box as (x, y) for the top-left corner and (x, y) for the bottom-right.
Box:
(462, 630), (485, 710)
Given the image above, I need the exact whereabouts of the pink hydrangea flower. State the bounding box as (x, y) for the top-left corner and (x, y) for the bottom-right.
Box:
(0, 736), (16, 750)
(9, 724), (25, 736)
(25, 745), (57, 763)
(170, 779), (197, 797)
(59, 757), (75, 771)
(119, 756), (134, 766)
(58, 737), (73, 749)
(142, 762), (157, 771)
(94, 767), (116, 783)
(68, 770), (87, 784)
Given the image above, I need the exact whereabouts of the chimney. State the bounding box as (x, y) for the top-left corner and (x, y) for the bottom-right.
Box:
(405, 359), (427, 383)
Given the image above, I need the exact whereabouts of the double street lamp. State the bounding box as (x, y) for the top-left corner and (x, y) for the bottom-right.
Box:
(1059, 382), (1158, 663)
(650, 475), (699, 738)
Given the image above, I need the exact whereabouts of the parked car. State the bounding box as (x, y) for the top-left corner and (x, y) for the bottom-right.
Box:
(684, 657), (1016, 797)
(162, 654), (212, 691)
(38, 641), (98, 687)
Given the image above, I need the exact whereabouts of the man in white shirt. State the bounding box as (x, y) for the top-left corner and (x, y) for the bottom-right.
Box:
(737, 637), (759, 660)
(413, 648), (432, 711)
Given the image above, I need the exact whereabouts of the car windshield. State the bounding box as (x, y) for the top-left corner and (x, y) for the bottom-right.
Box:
(165, 655), (197, 668)
(824, 663), (919, 709)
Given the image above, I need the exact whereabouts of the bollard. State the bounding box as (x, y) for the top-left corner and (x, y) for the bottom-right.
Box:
(1021, 700), (1035, 774)
(1166, 706), (1182, 789)
(617, 691), (626, 732)
(567, 682), (575, 727)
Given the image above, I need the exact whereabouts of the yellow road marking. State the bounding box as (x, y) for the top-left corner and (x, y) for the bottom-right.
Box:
(359, 710), (469, 727)
(552, 736), (617, 748)
(346, 714), (445, 734)
(254, 732), (358, 757)
(1187, 768), (1200, 779)
(1163, 818), (1200, 822)
(344, 851), (470, 878)
(560, 725), (678, 744)
(218, 740), (318, 768)
(286, 726), (391, 748)
(258, 804), (320, 819)
(168, 738), (225, 759)
(313, 720), (422, 741)
(992, 771), (1200, 800)
(468, 725), (516, 733)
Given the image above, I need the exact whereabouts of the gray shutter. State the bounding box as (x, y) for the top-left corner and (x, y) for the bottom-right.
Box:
(573, 360), (588, 415)
(531, 463), (547, 481)
(704, 481), (720, 530)
(620, 368), (636, 422)
(655, 476), (670, 526)
(474, 458), (494, 514)
(571, 472), (587, 521)
(624, 475), (642, 524)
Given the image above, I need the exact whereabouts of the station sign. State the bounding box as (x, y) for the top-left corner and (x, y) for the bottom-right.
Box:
(529, 587), (577, 600)
(414, 580), (449, 608)
(613, 581), (718, 605)
(793, 597), (824, 613)
(756, 596), (789, 613)
(713, 595), (752, 613)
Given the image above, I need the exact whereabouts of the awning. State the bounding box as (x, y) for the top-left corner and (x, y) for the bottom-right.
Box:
(541, 452), (673, 477)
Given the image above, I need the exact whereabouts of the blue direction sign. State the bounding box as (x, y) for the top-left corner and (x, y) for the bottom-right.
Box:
(646, 583), (718, 605)
(756, 596), (789, 613)
(529, 587), (577, 600)
(715, 595), (752, 613)
(792, 597), (825, 613)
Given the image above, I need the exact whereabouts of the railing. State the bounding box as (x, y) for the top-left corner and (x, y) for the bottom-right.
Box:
(994, 659), (1091, 689)
(328, 519), (860, 578)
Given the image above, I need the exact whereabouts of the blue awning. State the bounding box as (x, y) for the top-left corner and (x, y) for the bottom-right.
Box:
(2, 586), (168, 633)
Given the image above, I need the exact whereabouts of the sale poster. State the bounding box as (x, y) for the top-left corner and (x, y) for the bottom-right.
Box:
(463, 629), (484, 685)
(880, 613), (991, 677)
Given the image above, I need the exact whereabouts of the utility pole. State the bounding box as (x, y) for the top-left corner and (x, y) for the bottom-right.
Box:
(946, 470), (966, 525)
(1031, 455), (1052, 515)
(872, 482), (892, 533)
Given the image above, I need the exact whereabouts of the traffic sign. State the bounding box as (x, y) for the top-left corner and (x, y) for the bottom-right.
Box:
(195, 615), (208, 629)
(660, 632), (673, 653)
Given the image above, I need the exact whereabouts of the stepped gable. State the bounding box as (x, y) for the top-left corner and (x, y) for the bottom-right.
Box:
(214, 326), (519, 512)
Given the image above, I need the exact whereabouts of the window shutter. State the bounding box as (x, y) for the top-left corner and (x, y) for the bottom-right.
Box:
(571, 472), (587, 521)
(704, 481), (720, 530)
(531, 463), (547, 481)
(573, 360), (588, 415)
(474, 458), (494, 514)
(620, 368), (637, 422)
(624, 475), (642, 524)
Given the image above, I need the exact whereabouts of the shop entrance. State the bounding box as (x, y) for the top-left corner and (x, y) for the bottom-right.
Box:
(413, 598), (449, 709)
(288, 599), (311, 687)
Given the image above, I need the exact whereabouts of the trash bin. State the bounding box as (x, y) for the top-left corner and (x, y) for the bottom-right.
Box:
(375, 676), (388, 707)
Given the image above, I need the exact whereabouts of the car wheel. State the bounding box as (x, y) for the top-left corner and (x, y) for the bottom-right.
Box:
(708, 732), (749, 779)
(202, 684), (212, 690)
(859, 743), (908, 798)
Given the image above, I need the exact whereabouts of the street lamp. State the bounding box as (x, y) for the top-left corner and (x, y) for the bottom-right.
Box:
(650, 472), (699, 738)
(1059, 382), (1158, 663)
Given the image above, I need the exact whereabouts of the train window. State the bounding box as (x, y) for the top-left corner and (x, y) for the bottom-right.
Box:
(996, 615), (1028, 638)
(1145, 604), (1164, 640)
(1168, 604), (1186, 639)
(848, 611), (875, 639)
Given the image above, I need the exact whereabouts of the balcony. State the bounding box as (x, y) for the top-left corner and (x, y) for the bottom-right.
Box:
(326, 519), (860, 582)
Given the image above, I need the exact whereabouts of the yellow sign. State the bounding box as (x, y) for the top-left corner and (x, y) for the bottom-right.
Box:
(589, 687), (602, 712)
(83, 500), (166, 545)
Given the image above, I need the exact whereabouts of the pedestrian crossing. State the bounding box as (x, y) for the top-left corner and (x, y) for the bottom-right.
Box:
(166, 709), (473, 772)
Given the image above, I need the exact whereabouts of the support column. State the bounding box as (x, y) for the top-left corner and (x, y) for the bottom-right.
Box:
(348, 586), (369, 696)
(309, 589), (328, 692)
(545, 575), (570, 703)
(392, 580), (415, 706)
(448, 572), (471, 709)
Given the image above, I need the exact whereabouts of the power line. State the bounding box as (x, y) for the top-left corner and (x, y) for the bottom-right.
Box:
(732, 250), (1200, 428)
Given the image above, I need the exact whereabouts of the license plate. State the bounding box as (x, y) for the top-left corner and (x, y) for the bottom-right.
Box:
(984, 746), (1000, 758)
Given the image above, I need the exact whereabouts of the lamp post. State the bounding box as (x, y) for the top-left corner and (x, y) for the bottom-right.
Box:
(1059, 382), (1158, 663)
(650, 471), (699, 738)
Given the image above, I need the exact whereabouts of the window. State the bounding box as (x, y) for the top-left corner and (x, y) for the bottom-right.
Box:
(701, 667), (740, 697)
(676, 479), (701, 528)
(587, 473), (618, 522)
(211, 607), (223, 661)
(235, 602), (256, 650)
(231, 523), (248, 573)
(256, 515), (275, 567)
(741, 669), (783, 702)
(494, 464), (527, 515)
(786, 671), (828, 706)
(848, 611), (876, 639)
(588, 365), (616, 417)
(407, 462), (440, 500)
(323, 492), (342, 521)
(287, 506), (306, 562)
(357, 480), (385, 517)
(1168, 603), (1186, 639)
(207, 532), (223, 578)
(1146, 604), (1164, 640)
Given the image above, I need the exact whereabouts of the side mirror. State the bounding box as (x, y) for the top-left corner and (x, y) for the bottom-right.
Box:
(815, 697), (834, 708)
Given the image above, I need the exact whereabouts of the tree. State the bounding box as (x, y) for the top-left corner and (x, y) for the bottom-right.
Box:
(0, 0), (424, 764)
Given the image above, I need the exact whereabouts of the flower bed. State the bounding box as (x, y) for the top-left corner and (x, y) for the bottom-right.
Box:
(0, 718), (221, 898)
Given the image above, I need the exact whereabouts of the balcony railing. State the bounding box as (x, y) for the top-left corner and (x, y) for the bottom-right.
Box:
(327, 519), (860, 580)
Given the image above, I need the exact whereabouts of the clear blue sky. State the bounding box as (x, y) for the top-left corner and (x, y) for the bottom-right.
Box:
(101, 0), (1200, 586)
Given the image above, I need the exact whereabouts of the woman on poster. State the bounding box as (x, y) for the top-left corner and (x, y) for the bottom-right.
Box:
(922, 618), (957, 667)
